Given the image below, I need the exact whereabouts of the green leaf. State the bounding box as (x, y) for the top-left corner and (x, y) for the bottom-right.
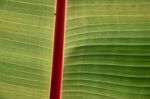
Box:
(0, 0), (55, 99)
(62, 0), (150, 99)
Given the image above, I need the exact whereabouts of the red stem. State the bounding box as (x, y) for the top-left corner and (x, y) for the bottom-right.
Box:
(50, 0), (66, 99)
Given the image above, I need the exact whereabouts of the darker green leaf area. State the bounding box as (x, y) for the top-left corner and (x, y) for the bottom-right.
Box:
(0, 0), (6, 9)
(62, 0), (150, 99)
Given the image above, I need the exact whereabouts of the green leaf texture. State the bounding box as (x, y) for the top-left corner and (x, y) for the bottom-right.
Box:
(0, 0), (55, 99)
(62, 0), (150, 99)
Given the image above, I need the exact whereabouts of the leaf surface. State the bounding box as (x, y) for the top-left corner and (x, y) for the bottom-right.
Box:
(0, 0), (55, 99)
(62, 0), (150, 99)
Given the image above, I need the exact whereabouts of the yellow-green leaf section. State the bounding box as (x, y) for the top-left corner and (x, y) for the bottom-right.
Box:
(0, 0), (55, 99)
(62, 0), (150, 99)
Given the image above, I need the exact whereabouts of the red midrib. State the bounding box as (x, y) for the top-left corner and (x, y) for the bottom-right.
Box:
(50, 0), (66, 99)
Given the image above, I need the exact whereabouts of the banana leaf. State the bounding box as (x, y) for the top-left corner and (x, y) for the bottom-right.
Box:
(62, 0), (150, 99)
(1, 0), (150, 99)
(0, 0), (55, 99)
